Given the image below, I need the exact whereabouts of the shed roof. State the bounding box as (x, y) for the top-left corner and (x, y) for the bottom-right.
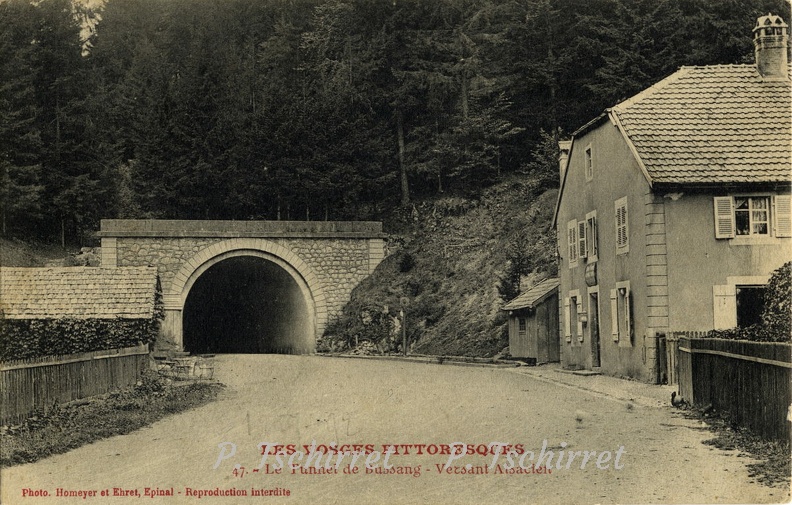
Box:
(0, 267), (158, 320)
(610, 64), (791, 186)
(502, 278), (559, 311)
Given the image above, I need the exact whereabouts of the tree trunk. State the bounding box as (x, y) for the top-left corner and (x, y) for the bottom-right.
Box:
(277, 192), (281, 220)
(547, 20), (558, 146)
(397, 109), (409, 206)
(461, 72), (469, 120)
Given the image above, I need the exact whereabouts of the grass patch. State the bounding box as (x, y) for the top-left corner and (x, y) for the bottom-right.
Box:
(686, 407), (791, 488)
(0, 370), (223, 467)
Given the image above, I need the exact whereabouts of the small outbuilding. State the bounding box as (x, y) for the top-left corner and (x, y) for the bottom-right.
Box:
(502, 277), (560, 364)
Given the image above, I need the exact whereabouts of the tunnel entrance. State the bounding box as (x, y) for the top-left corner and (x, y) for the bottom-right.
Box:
(183, 256), (313, 354)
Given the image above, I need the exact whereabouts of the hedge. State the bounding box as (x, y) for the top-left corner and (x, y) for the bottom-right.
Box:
(0, 292), (163, 361)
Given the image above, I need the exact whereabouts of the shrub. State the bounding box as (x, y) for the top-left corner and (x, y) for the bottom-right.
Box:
(762, 261), (791, 338)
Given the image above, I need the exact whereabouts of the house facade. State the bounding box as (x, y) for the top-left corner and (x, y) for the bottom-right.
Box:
(553, 14), (792, 382)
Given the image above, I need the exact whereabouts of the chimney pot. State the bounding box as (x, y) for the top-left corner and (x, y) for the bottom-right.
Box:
(753, 13), (789, 79)
(558, 140), (572, 181)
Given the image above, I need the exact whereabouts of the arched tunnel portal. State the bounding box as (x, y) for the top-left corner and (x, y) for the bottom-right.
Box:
(182, 256), (314, 354)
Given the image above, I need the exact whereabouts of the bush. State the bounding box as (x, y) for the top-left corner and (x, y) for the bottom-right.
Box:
(762, 261), (791, 338)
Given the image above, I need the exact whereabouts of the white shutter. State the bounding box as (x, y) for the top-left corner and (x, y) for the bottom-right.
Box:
(564, 297), (571, 338)
(590, 214), (598, 257)
(713, 196), (735, 239)
(610, 289), (619, 341)
(576, 297), (584, 338)
(578, 221), (587, 259)
(712, 284), (737, 329)
(773, 194), (791, 238)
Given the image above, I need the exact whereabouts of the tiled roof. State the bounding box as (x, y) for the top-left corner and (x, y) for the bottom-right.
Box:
(502, 278), (559, 311)
(0, 267), (158, 319)
(611, 65), (792, 185)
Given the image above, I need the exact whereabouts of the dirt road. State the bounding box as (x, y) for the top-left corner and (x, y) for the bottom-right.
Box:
(1, 355), (786, 504)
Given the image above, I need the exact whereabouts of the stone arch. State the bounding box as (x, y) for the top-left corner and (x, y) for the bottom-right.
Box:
(167, 238), (328, 345)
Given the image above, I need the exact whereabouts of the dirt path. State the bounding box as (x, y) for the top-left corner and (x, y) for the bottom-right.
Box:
(1, 355), (787, 504)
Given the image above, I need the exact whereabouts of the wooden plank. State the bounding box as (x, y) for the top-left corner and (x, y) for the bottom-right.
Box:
(679, 346), (792, 369)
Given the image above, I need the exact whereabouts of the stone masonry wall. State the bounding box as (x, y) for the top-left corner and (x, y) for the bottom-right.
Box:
(114, 236), (373, 323)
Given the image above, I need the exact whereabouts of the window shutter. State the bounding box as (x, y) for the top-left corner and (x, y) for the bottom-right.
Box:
(590, 215), (598, 257)
(576, 297), (584, 338)
(713, 284), (737, 329)
(773, 194), (791, 238)
(713, 197), (735, 239)
(578, 221), (587, 259)
(615, 197), (629, 252)
(624, 289), (631, 342)
(610, 289), (619, 341)
(567, 220), (578, 264)
(564, 298), (571, 338)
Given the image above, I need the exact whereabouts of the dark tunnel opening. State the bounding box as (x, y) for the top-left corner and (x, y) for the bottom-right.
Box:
(183, 256), (313, 354)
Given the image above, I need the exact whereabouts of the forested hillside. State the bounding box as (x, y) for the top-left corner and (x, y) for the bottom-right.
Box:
(322, 178), (559, 357)
(1, 0), (787, 245)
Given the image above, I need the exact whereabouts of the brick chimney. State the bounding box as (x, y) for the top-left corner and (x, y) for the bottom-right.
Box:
(753, 13), (788, 79)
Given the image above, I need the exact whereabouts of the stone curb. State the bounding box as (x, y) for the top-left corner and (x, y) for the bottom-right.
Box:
(317, 353), (521, 368)
(510, 366), (675, 409)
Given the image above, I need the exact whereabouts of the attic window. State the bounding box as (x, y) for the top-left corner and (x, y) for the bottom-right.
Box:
(585, 145), (593, 181)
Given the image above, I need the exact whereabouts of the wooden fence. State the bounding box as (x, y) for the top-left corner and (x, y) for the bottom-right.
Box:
(0, 344), (150, 426)
(675, 335), (791, 441)
(664, 331), (708, 386)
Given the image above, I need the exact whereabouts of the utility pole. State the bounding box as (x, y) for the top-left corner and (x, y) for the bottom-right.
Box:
(400, 297), (409, 356)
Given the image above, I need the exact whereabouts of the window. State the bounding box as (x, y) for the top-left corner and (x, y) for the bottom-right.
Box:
(578, 221), (587, 259)
(585, 145), (593, 181)
(736, 286), (766, 328)
(586, 211), (598, 260)
(735, 196), (769, 235)
(610, 282), (632, 344)
(713, 276), (770, 329)
(714, 195), (791, 239)
(564, 293), (583, 343)
(615, 197), (629, 254)
(567, 219), (578, 267)
(518, 318), (527, 333)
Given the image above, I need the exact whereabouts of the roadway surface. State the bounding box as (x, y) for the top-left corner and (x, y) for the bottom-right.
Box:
(1, 354), (784, 504)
